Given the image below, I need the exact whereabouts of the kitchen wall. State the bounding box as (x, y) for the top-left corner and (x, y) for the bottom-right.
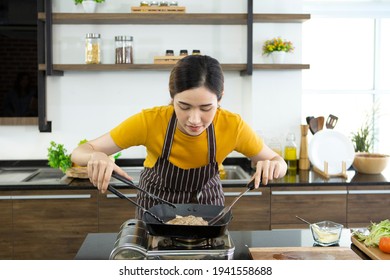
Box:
(0, 0), (304, 160)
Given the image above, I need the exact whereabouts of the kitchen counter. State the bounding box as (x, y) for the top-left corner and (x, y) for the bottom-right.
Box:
(1, 158), (390, 189)
(74, 228), (367, 260)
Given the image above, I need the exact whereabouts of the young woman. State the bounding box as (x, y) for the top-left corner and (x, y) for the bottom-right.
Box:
(71, 55), (287, 218)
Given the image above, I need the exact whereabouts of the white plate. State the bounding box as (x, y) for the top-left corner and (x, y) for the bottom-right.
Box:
(308, 130), (355, 175)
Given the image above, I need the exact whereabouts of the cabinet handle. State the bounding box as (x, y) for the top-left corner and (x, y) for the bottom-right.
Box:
(224, 192), (262, 197)
(0, 196), (12, 200)
(11, 194), (92, 200)
(349, 190), (390, 194)
(106, 194), (137, 199)
(272, 190), (347, 195)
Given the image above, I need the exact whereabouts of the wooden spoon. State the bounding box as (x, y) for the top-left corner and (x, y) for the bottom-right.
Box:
(309, 116), (324, 134)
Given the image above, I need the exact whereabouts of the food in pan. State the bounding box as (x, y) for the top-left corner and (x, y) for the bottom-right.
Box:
(166, 215), (208, 226)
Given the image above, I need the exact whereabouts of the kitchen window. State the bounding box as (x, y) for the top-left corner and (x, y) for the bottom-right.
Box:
(302, 1), (390, 155)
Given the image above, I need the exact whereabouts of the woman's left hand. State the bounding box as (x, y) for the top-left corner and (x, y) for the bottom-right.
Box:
(252, 158), (285, 188)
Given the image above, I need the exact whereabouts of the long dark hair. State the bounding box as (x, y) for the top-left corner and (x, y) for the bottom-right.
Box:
(169, 55), (224, 101)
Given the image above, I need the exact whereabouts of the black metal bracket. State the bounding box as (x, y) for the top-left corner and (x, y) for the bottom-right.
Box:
(241, 0), (253, 76)
(44, 0), (63, 77)
(37, 0), (51, 132)
(37, 0), (65, 132)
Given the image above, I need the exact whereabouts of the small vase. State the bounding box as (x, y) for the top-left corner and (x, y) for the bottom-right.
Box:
(82, 1), (97, 13)
(271, 51), (286, 64)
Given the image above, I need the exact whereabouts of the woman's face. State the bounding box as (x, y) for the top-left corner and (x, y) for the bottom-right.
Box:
(173, 86), (220, 136)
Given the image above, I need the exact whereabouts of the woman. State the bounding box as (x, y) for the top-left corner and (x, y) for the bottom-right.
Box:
(71, 55), (287, 218)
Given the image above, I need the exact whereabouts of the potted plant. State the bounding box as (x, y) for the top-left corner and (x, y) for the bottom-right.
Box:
(262, 37), (294, 63)
(351, 111), (389, 174)
(74, 0), (105, 13)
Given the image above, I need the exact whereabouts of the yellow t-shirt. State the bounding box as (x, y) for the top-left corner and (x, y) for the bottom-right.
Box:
(110, 105), (263, 169)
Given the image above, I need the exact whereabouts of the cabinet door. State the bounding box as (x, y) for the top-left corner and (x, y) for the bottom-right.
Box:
(348, 185), (390, 228)
(12, 189), (98, 260)
(224, 187), (270, 230)
(271, 186), (347, 229)
(98, 189), (137, 232)
(0, 193), (13, 259)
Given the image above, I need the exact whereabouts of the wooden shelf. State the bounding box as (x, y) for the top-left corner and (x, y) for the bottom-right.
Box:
(38, 13), (310, 25)
(39, 63), (309, 72)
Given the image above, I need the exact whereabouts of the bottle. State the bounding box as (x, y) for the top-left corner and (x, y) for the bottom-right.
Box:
(115, 36), (134, 64)
(85, 33), (101, 64)
(284, 133), (297, 176)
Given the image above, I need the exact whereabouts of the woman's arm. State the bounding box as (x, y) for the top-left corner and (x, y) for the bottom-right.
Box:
(71, 133), (132, 193)
(249, 144), (287, 188)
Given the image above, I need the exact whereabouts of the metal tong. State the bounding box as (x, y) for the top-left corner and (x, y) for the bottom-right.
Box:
(108, 172), (176, 224)
(208, 179), (256, 226)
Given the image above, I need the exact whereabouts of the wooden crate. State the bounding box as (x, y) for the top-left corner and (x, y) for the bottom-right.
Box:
(154, 55), (186, 64)
(131, 6), (186, 14)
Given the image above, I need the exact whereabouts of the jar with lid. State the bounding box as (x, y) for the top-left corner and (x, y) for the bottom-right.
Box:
(115, 36), (133, 64)
(284, 133), (297, 176)
(85, 33), (101, 64)
(159, 1), (168, 6)
(140, 1), (149, 6)
(165, 49), (174, 56)
(192, 49), (201, 55)
(150, 1), (158, 6)
(169, 1), (178, 6)
(179, 49), (188, 56)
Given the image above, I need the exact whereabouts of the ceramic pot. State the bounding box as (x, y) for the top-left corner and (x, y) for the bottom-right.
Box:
(271, 51), (286, 64)
(82, 1), (97, 13)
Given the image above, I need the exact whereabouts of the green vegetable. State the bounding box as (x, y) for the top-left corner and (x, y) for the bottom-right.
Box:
(113, 152), (122, 160)
(47, 141), (72, 173)
(353, 219), (390, 247)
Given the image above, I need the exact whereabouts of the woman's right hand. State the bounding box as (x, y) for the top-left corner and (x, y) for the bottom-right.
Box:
(87, 151), (132, 193)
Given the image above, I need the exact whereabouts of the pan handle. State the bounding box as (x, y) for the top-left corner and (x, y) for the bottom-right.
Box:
(108, 185), (165, 224)
(112, 171), (176, 208)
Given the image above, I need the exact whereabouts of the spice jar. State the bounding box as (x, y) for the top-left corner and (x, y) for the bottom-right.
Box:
(85, 33), (101, 64)
(169, 1), (178, 6)
(165, 50), (174, 56)
(140, 1), (149, 6)
(150, 1), (158, 6)
(192, 49), (201, 55)
(160, 1), (168, 6)
(115, 36), (134, 64)
(179, 49), (188, 56)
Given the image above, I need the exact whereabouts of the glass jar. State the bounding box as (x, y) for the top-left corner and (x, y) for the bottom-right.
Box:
(192, 49), (201, 55)
(115, 36), (134, 64)
(140, 1), (149, 6)
(165, 49), (174, 56)
(150, 1), (158, 6)
(160, 1), (169, 6)
(284, 133), (297, 176)
(179, 49), (188, 56)
(85, 33), (101, 64)
(169, 1), (178, 6)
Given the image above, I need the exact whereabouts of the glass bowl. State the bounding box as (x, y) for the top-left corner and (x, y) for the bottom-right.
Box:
(310, 220), (343, 246)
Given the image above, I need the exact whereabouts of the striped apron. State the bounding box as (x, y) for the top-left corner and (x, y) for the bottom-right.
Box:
(135, 112), (224, 218)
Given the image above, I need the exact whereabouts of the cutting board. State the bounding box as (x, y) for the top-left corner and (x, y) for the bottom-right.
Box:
(351, 235), (390, 260)
(249, 247), (361, 260)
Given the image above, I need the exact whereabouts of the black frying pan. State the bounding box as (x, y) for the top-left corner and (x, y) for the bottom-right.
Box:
(143, 203), (232, 239)
(110, 172), (232, 239)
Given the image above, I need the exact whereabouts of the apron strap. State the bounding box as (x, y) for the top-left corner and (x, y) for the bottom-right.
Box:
(161, 111), (177, 159)
(207, 123), (216, 163)
(161, 111), (217, 163)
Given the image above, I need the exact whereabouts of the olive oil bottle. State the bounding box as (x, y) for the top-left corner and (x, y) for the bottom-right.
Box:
(284, 133), (297, 176)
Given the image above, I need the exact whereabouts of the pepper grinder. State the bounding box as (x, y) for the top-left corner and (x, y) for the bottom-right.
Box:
(299, 124), (310, 170)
